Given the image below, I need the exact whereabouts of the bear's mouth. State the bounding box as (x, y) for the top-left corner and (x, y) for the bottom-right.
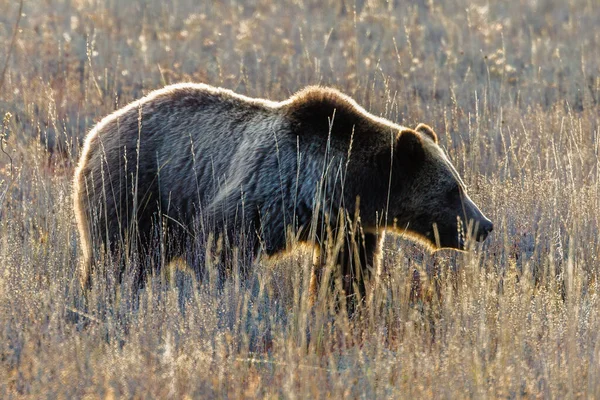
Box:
(398, 222), (467, 251)
(424, 229), (466, 251)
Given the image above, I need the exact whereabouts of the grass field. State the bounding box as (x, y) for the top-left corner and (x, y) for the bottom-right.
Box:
(1, 0), (599, 397)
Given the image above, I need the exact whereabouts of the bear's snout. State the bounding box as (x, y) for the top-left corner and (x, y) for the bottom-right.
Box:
(476, 218), (493, 241)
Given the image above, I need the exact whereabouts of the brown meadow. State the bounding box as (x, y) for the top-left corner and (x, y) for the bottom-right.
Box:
(0, 0), (599, 397)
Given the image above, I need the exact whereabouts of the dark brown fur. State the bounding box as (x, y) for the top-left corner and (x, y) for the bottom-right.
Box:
(73, 83), (492, 302)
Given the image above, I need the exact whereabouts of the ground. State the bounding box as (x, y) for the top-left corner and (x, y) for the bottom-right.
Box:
(0, 0), (599, 397)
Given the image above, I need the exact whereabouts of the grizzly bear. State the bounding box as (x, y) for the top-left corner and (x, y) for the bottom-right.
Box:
(73, 83), (493, 300)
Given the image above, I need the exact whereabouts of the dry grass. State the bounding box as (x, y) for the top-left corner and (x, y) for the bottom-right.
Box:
(1, 0), (599, 397)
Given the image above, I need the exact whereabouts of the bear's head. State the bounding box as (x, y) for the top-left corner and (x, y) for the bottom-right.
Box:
(282, 87), (492, 250)
(368, 123), (493, 250)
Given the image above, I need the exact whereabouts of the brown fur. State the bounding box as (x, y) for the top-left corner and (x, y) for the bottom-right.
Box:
(73, 83), (493, 305)
(415, 123), (438, 143)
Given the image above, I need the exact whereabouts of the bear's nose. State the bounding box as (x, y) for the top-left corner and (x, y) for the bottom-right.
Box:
(476, 218), (493, 241)
(483, 219), (493, 234)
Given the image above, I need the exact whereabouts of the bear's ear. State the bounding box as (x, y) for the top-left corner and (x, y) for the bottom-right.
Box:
(415, 123), (438, 143)
(394, 128), (425, 164)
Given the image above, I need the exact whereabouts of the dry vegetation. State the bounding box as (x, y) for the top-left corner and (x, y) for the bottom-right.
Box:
(1, 0), (599, 397)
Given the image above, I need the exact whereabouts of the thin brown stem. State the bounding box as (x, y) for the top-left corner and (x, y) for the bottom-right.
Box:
(0, 0), (24, 93)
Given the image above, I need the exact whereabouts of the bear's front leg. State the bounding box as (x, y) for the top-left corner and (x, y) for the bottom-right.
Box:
(309, 232), (382, 314)
(338, 232), (381, 310)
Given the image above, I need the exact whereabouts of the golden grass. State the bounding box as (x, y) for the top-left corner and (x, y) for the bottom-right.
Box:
(1, 0), (599, 397)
